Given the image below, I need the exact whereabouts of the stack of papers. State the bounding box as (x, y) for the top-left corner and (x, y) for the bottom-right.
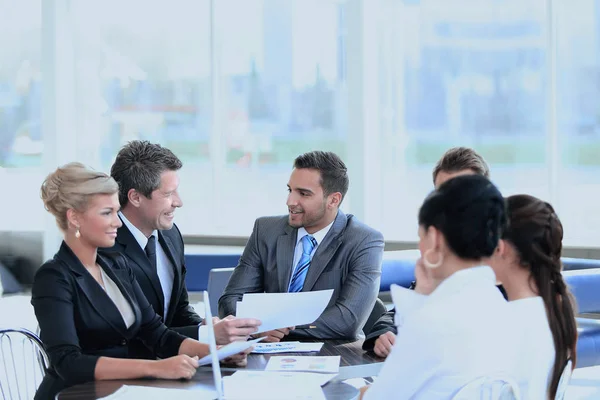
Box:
(223, 371), (335, 399)
(251, 341), (324, 354)
(100, 385), (216, 400)
(265, 356), (340, 374)
(236, 289), (333, 333)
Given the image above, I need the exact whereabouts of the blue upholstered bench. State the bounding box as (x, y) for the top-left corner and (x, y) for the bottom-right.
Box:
(184, 249), (422, 293)
(563, 257), (600, 271)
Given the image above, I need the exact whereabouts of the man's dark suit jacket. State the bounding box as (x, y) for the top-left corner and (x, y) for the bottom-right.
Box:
(219, 210), (384, 340)
(31, 242), (186, 400)
(101, 221), (202, 359)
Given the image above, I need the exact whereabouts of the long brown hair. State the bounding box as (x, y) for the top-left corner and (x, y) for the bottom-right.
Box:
(503, 195), (577, 399)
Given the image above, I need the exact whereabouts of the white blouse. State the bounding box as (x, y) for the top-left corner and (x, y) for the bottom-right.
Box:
(508, 297), (555, 399)
(100, 268), (135, 329)
(364, 266), (518, 400)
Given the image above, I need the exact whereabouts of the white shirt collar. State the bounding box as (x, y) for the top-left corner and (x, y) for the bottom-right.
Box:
(119, 211), (158, 249)
(296, 219), (335, 247)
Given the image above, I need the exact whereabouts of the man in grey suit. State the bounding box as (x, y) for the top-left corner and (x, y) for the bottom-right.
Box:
(219, 151), (384, 341)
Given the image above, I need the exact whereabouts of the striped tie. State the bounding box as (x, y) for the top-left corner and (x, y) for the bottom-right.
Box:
(288, 235), (317, 293)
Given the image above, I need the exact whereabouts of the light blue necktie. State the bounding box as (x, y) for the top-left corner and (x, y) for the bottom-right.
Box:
(288, 235), (317, 293)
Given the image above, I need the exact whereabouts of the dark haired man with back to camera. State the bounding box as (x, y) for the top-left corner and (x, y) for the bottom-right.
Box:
(364, 146), (495, 358)
(219, 151), (385, 341)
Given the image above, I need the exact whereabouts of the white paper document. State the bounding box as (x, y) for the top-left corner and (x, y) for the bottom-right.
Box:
(265, 355), (341, 374)
(236, 289), (333, 333)
(223, 371), (328, 399)
(251, 341), (324, 354)
(99, 385), (216, 400)
(231, 370), (337, 386)
(197, 337), (264, 366)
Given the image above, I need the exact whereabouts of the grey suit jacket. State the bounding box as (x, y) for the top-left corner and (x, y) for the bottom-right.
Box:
(218, 210), (384, 340)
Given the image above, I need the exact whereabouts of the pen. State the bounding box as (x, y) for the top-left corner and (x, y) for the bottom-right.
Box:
(295, 324), (317, 329)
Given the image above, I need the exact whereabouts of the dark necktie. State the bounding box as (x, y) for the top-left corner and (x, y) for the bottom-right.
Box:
(288, 235), (317, 292)
(145, 235), (157, 271)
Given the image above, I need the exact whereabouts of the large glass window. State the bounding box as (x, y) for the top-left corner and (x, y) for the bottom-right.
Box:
(0, 0), (42, 232)
(378, 0), (550, 241)
(0, 1), (42, 168)
(71, 0), (213, 234)
(71, 0), (212, 170)
(208, 0), (348, 235)
(6, 0), (600, 249)
(556, 0), (600, 247)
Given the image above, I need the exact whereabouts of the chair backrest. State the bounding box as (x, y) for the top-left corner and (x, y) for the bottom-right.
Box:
(452, 376), (521, 400)
(554, 359), (573, 400)
(0, 327), (49, 400)
(207, 267), (235, 316)
(362, 298), (388, 336)
(380, 250), (420, 292)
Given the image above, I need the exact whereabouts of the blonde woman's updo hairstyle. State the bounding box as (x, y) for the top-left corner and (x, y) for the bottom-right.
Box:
(41, 162), (119, 231)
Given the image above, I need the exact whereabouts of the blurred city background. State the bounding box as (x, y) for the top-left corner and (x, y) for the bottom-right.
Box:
(2, 0), (600, 248)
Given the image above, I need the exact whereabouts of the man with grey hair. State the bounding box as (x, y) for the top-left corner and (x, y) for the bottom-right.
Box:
(102, 140), (260, 359)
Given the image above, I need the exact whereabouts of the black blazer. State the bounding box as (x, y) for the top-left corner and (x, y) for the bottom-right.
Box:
(31, 242), (187, 400)
(101, 221), (202, 359)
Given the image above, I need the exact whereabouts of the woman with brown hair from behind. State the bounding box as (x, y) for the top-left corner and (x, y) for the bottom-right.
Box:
(489, 194), (578, 399)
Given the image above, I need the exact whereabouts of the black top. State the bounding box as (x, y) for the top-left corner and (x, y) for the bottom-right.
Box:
(31, 242), (187, 400)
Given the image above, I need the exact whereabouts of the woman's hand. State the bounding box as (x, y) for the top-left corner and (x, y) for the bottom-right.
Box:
(150, 354), (199, 380)
(414, 258), (437, 295)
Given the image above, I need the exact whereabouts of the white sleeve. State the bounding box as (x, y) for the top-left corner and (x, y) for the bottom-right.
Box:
(363, 314), (441, 400)
(390, 284), (427, 328)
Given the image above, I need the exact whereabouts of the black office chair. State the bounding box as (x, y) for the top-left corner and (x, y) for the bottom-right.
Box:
(0, 327), (49, 400)
(362, 298), (388, 336)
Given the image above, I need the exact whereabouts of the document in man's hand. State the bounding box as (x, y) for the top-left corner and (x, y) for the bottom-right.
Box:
(265, 356), (341, 374)
(236, 289), (333, 333)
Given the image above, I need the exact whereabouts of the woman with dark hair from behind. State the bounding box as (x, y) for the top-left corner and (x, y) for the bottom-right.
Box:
(489, 195), (578, 399)
(360, 175), (517, 399)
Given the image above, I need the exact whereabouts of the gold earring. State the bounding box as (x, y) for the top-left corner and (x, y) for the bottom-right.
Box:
(75, 228), (81, 239)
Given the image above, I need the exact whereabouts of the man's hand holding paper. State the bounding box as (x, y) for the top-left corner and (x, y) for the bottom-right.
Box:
(236, 289), (333, 334)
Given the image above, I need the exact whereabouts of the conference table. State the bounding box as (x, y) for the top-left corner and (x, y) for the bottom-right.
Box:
(58, 339), (384, 400)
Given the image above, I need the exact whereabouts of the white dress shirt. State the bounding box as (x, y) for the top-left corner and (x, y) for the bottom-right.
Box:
(508, 296), (555, 399)
(288, 221), (334, 290)
(364, 266), (518, 400)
